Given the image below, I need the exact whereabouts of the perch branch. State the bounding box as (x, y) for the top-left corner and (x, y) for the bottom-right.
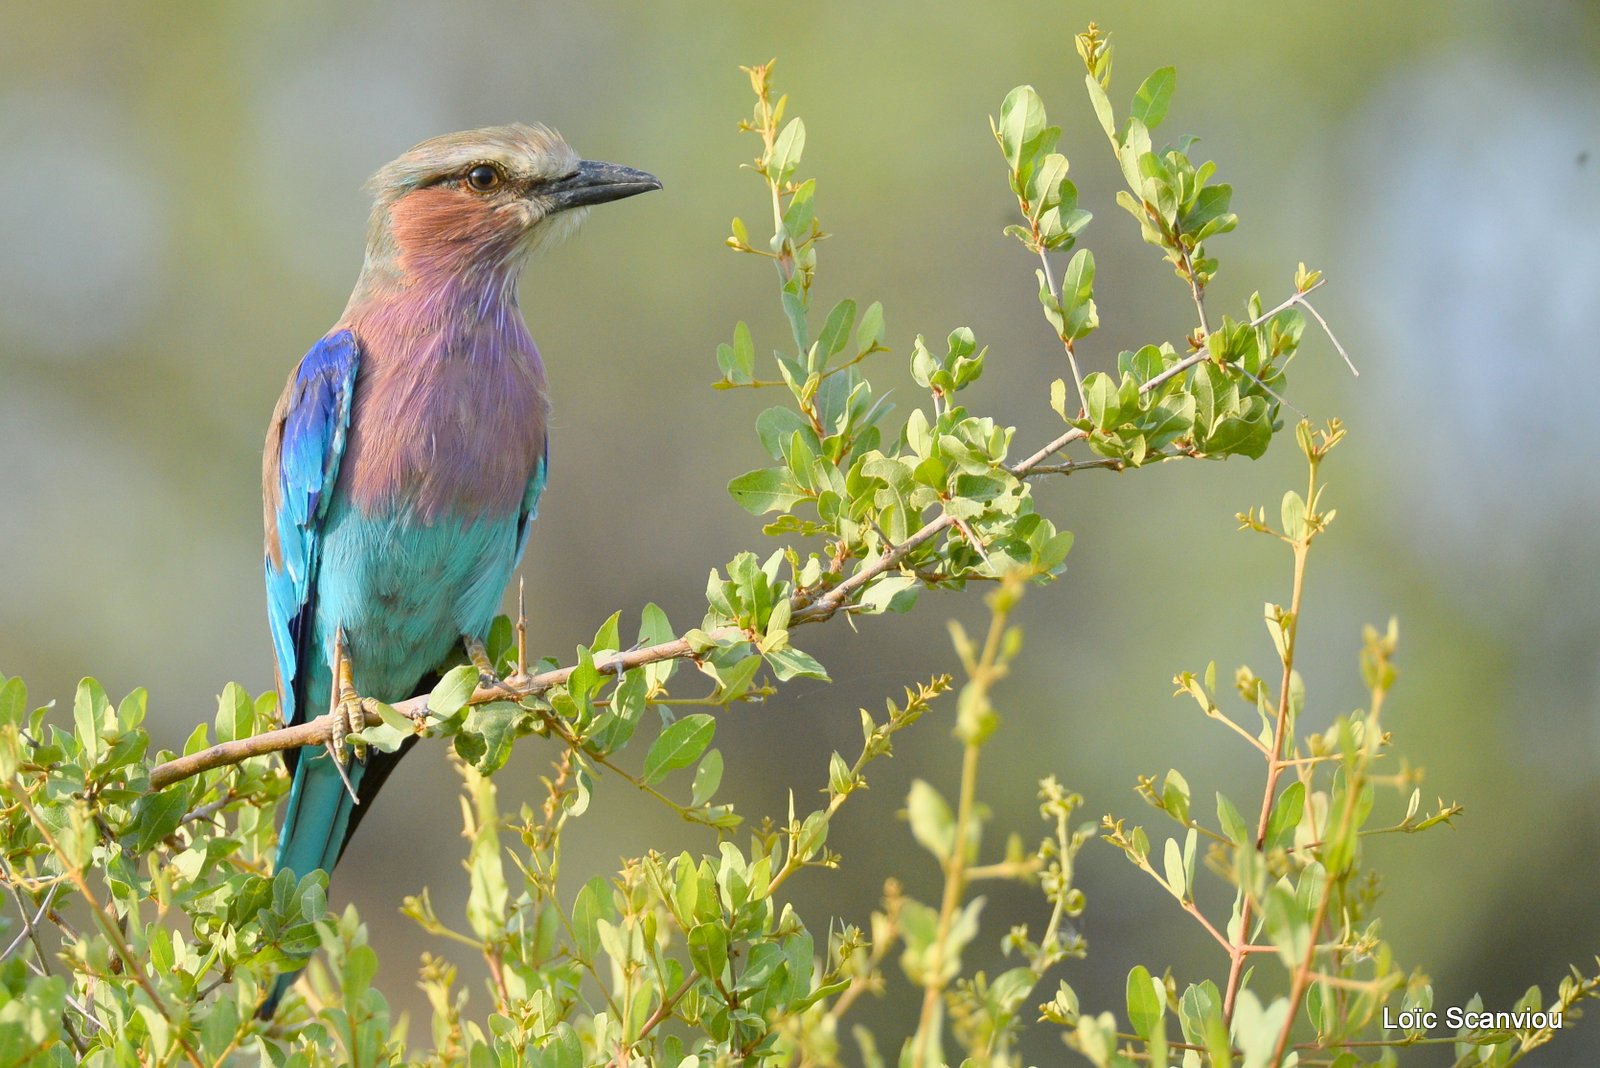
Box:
(147, 629), (740, 790)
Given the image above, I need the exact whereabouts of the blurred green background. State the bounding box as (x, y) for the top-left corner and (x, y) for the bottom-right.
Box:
(4, 1), (1598, 1061)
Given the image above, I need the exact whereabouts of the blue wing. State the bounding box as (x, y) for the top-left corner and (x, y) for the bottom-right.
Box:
(264, 330), (360, 770)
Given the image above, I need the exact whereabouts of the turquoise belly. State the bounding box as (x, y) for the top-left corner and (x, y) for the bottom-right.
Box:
(305, 502), (521, 707)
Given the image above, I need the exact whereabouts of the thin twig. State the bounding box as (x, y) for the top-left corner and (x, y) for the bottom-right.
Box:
(1140, 281), (1324, 395)
(1022, 456), (1127, 476)
(1179, 247), (1212, 342)
(1298, 296), (1358, 376)
(180, 794), (236, 828)
(1, 879), (58, 962)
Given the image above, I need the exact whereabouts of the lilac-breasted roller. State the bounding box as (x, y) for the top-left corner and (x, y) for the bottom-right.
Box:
(260, 124), (658, 1015)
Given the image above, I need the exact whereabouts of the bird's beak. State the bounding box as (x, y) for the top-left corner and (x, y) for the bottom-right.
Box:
(543, 160), (662, 211)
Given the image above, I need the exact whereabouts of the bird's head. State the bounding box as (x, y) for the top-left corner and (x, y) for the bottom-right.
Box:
(358, 123), (660, 285)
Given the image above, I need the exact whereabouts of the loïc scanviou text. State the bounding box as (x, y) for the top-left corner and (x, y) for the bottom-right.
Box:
(1382, 1006), (1562, 1031)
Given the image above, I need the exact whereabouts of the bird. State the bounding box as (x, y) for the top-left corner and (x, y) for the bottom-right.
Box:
(258, 124), (659, 1016)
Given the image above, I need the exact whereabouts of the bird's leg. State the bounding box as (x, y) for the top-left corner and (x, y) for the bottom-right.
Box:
(464, 635), (502, 690)
(328, 628), (381, 770)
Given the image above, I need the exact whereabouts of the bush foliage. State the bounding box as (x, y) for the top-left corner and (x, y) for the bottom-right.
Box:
(2, 24), (1594, 1068)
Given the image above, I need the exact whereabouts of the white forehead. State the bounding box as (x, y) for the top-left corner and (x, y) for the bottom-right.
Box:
(368, 123), (579, 197)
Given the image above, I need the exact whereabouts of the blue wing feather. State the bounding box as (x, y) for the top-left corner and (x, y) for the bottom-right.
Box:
(258, 330), (361, 1017)
(265, 330), (361, 753)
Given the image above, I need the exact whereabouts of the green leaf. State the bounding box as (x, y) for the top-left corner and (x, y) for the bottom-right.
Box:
(74, 677), (109, 761)
(765, 646), (829, 681)
(782, 179), (816, 239)
(356, 701), (412, 753)
(728, 468), (807, 514)
(856, 300), (886, 355)
(1204, 414), (1272, 459)
(1183, 185), (1234, 236)
(708, 652), (761, 701)
(128, 787), (188, 853)
(642, 714), (715, 785)
(731, 321), (756, 382)
(769, 118), (806, 184)
(1163, 836), (1187, 899)
(544, 1026), (583, 1068)
(639, 602), (675, 690)
(214, 682), (252, 744)
(571, 876), (612, 963)
(1144, 396), (1195, 451)
(998, 85), (1047, 172)
(1049, 377), (1071, 421)
(1180, 981), (1223, 1047)
(688, 922), (729, 981)
(859, 574), (918, 615)
(1085, 74), (1116, 142)
(1232, 990), (1290, 1068)
(0, 677), (25, 727)
(906, 779), (955, 861)
(756, 407), (817, 463)
(1216, 793), (1249, 845)
(464, 772), (507, 941)
(1083, 373), (1118, 429)
(691, 749), (723, 806)
(429, 664), (479, 717)
(197, 994), (238, 1062)
(590, 668), (647, 754)
(817, 298), (857, 359)
(1281, 491), (1307, 541)
(1127, 965), (1163, 1040)
(828, 751), (853, 798)
(1130, 67), (1176, 130)
(1061, 248), (1098, 340)
(1162, 769), (1191, 825)
(792, 809), (829, 865)
(591, 610), (622, 654)
(1120, 118), (1153, 192)
(458, 701), (523, 774)
(1266, 781), (1305, 849)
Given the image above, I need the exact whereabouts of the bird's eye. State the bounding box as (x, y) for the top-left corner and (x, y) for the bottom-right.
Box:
(464, 164), (502, 192)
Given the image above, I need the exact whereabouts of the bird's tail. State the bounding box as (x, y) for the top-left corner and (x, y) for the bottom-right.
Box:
(255, 751), (366, 1019)
(256, 971), (297, 1020)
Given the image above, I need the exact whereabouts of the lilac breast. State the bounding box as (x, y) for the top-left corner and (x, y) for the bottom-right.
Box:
(338, 286), (549, 522)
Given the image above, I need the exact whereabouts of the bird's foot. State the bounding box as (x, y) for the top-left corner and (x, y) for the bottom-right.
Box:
(464, 635), (525, 695)
(328, 629), (380, 771)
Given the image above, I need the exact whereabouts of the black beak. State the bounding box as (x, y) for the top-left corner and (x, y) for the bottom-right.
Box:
(543, 160), (662, 211)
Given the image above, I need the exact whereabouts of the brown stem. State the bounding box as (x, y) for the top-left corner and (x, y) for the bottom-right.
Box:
(616, 973), (698, 1066)
(1223, 469), (1314, 1025)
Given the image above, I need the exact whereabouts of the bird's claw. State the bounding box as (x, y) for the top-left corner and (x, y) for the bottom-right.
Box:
(327, 691), (381, 768)
(328, 628), (377, 770)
